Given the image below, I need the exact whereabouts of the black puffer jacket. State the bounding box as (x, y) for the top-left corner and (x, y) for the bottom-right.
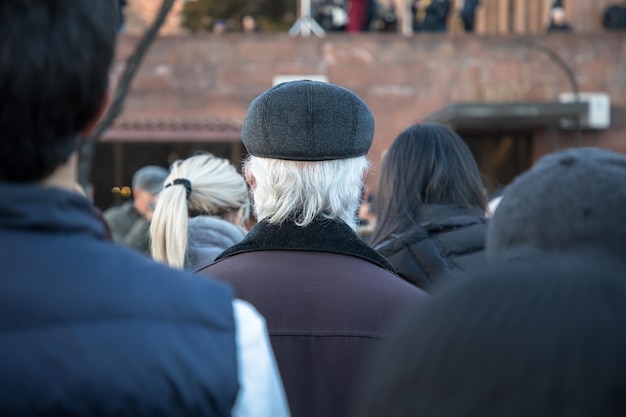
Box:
(374, 205), (487, 291)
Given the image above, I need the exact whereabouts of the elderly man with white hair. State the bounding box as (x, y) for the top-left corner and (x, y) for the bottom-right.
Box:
(197, 80), (425, 417)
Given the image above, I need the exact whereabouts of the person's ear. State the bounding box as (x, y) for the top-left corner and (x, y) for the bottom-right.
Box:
(81, 92), (111, 137)
(244, 165), (256, 190)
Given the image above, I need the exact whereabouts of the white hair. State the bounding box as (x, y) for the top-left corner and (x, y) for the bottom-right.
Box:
(245, 155), (369, 230)
(151, 153), (249, 269)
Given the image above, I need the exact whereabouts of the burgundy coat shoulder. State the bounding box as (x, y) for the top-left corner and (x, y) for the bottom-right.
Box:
(196, 218), (426, 417)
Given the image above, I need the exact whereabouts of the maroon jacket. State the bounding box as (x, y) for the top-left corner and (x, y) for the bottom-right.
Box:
(197, 218), (426, 417)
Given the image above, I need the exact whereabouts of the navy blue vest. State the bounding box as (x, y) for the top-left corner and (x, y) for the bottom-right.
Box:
(0, 183), (239, 416)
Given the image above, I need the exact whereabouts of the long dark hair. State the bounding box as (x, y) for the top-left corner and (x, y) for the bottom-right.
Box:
(370, 123), (486, 247)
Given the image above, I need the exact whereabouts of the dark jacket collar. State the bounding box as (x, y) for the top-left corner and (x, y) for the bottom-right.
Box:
(215, 218), (396, 273)
(0, 181), (105, 239)
(419, 204), (486, 223)
(373, 205), (487, 251)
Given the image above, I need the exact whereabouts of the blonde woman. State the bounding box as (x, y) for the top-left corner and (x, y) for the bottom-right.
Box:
(151, 152), (249, 270)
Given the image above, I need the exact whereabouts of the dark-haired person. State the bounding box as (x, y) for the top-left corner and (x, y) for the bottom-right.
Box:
(459, 0), (480, 32)
(353, 253), (626, 417)
(370, 123), (488, 291)
(0, 1), (289, 416)
(546, 6), (573, 32)
(412, 0), (451, 32)
(603, 0), (626, 30)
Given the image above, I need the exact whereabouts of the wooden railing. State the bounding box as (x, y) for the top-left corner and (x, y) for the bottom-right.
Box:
(445, 0), (619, 34)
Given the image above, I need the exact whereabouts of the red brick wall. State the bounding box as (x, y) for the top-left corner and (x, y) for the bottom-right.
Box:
(123, 0), (184, 35)
(113, 32), (626, 188)
(124, 0), (617, 36)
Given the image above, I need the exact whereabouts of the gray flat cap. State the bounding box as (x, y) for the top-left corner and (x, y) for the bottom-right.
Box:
(242, 80), (375, 161)
(487, 147), (626, 260)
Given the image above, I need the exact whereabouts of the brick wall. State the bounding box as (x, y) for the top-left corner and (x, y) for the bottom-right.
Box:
(123, 0), (185, 35)
(474, 0), (618, 34)
(123, 0), (618, 36)
(113, 32), (626, 188)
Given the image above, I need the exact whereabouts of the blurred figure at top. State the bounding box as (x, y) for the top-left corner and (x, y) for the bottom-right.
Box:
(242, 14), (260, 33)
(370, 123), (487, 291)
(151, 152), (249, 271)
(412, 0), (451, 32)
(603, 0), (626, 30)
(547, 7), (573, 32)
(460, 0), (480, 32)
(314, 0), (349, 31)
(213, 19), (227, 34)
(347, 0), (371, 31)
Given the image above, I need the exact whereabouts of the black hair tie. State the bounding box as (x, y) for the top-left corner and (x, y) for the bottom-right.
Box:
(165, 178), (192, 199)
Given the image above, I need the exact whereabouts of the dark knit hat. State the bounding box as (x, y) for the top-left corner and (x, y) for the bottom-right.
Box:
(241, 80), (375, 161)
(487, 147), (626, 260)
(354, 253), (626, 417)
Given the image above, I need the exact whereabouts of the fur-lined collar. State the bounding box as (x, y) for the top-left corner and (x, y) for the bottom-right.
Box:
(214, 218), (396, 273)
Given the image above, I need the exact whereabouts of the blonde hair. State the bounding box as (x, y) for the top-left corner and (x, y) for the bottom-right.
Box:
(245, 155), (369, 230)
(151, 153), (249, 269)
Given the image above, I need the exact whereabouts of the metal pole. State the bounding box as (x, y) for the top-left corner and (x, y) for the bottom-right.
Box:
(302, 0), (312, 36)
(288, 0), (326, 37)
(497, 38), (582, 147)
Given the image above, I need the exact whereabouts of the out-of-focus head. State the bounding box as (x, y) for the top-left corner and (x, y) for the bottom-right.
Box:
(487, 147), (626, 261)
(354, 253), (626, 417)
(550, 7), (567, 25)
(132, 165), (169, 196)
(131, 165), (169, 215)
(242, 80), (374, 229)
(151, 153), (249, 269)
(370, 123), (486, 246)
(242, 15), (257, 32)
(213, 19), (226, 34)
(0, 0), (118, 182)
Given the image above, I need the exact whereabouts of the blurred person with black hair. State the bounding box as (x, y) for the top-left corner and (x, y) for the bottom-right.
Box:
(0, 1), (289, 416)
(547, 6), (573, 32)
(603, 0), (626, 29)
(460, 0), (480, 32)
(370, 123), (487, 292)
(412, 0), (451, 32)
